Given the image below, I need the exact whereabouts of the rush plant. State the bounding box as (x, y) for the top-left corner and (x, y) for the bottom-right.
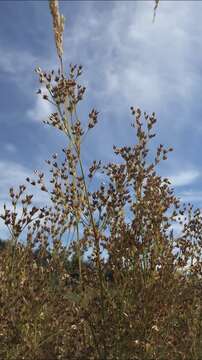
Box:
(0, 1), (201, 359)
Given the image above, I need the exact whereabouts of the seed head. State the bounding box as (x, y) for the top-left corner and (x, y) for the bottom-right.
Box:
(49, 0), (65, 59)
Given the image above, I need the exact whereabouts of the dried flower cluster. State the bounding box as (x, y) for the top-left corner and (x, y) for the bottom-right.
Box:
(0, 0), (201, 359)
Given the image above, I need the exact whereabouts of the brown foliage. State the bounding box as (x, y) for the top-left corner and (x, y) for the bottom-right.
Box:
(0, 1), (201, 359)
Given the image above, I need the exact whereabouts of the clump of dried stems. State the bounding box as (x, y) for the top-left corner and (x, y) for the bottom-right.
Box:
(0, 1), (201, 359)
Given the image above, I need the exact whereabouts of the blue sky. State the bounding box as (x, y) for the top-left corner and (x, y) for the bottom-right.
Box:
(1, 0), (202, 240)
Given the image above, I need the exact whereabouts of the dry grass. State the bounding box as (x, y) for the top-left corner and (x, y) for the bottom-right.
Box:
(0, 0), (201, 359)
(49, 0), (65, 61)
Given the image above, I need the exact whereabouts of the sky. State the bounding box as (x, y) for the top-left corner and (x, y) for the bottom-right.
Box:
(0, 0), (202, 241)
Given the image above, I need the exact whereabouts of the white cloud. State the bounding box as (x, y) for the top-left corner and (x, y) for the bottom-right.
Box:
(167, 170), (200, 187)
(0, 161), (31, 238)
(55, 0), (202, 176)
(0, 47), (36, 75)
(167, 221), (184, 239)
(0, 160), (51, 238)
(0, 160), (50, 210)
(26, 95), (54, 123)
(0, 161), (30, 191)
(178, 190), (202, 203)
(62, 1), (202, 116)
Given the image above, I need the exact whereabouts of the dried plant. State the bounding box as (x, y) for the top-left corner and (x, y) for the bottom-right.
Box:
(153, 0), (160, 23)
(0, 1), (201, 359)
(49, 0), (65, 70)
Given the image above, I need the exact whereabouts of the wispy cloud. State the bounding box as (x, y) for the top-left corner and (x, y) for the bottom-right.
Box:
(4, 143), (17, 154)
(0, 161), (31, 192)
(0, 161), (51, 238)
(0, 160), (31, 238)
(54, 0), (202, 181)
(26, 95), (54, 123)
(178, 190), (202, 203)
(0, 160), (51, 237)
(167, 169), (200, 187)
(0, 160), (51, 204)
(0, 46), (36, 76)
(62, 1), (201, 115)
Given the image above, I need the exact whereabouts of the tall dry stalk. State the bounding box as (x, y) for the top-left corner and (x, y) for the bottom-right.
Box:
(49, 0), (107, 355)
(49, 0), (65, 72)
(153, 0), (160, 23)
